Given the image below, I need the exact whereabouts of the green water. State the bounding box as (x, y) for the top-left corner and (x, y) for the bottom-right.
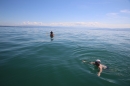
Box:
(0, 27), (130, 86)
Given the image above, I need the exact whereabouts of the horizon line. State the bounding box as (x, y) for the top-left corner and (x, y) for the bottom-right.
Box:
(0, 25), (130, 29)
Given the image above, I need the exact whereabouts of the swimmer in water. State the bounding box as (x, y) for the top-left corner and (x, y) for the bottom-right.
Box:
(50, 31), (54, 38)
(90, 59), (107, 76)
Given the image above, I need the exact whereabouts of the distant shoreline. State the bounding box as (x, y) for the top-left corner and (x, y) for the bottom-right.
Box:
(0, 26), (130, 30)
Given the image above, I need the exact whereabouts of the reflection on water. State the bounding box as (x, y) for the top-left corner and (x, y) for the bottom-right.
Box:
(51, 38), (54, 41)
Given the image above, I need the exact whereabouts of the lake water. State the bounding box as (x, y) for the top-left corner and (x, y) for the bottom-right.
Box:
(0, 26), (130, 86)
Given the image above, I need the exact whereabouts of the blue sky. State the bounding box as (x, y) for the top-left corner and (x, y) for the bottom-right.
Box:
(0, 0), (130, 28)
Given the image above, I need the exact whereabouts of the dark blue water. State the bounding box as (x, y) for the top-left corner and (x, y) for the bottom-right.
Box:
(0, 27), (130, 86)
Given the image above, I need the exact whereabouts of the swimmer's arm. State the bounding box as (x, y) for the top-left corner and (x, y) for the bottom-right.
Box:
(90, 62), (95, 64)
(97, 66), (102, 76)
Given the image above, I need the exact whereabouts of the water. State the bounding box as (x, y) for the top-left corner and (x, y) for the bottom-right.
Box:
(0, 26), (130, 86)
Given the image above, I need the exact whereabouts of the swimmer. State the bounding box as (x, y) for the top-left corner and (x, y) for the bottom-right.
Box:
(50, 31), (54, 38)
(90, 59), (107, 76)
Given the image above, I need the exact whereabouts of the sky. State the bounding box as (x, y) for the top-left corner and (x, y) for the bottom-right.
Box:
(0, 0), (130, 28)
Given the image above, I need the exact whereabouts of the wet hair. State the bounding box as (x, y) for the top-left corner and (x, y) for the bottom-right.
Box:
(50, 31), (53, 34)
(95, 61), (100, 67)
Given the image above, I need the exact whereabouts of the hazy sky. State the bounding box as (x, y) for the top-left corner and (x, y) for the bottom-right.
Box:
(0, 0), (130, 28)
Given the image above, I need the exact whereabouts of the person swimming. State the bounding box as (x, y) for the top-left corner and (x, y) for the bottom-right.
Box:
(50, 31), (54, 38)
(90, 59), (107, 76)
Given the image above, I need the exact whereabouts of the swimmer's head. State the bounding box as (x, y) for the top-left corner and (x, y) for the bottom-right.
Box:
(95, 59), (101, 66)
(96, 59), (101, 63)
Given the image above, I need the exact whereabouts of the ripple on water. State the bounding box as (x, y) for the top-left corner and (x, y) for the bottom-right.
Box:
(0, 27), (130, 86)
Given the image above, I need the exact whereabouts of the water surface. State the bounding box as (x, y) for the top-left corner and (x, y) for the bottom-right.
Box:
(0, 27), (130, 86)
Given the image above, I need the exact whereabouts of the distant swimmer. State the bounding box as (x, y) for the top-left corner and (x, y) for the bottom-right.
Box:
(90, 59), (108, 76)
(50, 31), (54, 38)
